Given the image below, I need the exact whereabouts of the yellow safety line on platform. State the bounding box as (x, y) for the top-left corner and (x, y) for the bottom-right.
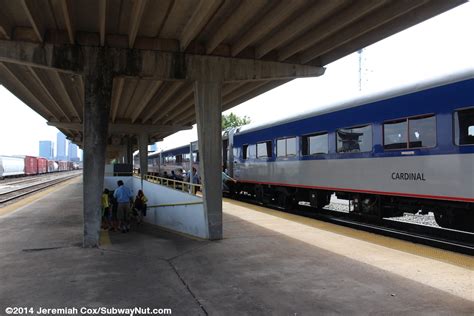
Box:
(100, 229), (111, 246)
(223, 198), (473, 270)
(0, 177), (81, 218)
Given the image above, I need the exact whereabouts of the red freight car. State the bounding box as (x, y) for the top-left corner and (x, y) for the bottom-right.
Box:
(37, 157), (48, 174)
(24, 156), (38, 175)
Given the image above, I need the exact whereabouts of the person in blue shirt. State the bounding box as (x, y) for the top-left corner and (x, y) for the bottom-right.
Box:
(113, 180), (133, 233)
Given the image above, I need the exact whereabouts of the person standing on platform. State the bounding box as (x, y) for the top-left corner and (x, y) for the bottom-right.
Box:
(113, 180), (133, 233)
(101, 188), (111, 230)
(134, 190), (148, 225)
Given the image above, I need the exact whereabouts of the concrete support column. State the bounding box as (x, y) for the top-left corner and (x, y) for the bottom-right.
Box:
(194, 79), (222, 240)
(82, 48), (112, 247)
(138, 133), (149, 185)
(125, 137), (133, 164)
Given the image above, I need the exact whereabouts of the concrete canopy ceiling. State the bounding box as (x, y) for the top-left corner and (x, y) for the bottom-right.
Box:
(0, 0), (466, 155)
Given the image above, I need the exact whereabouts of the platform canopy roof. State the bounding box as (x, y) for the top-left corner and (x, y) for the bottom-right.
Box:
(0, 0), (466, 153)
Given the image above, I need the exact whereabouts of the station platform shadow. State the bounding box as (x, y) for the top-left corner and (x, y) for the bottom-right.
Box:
(0, 178), (472, 315)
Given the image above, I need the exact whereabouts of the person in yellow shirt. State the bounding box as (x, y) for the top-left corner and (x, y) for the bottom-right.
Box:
(101, 188), (111, 230)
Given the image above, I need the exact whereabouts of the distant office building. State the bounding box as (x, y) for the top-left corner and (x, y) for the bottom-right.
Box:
(39, 140), (54, 160)
(149, 143), (157, 152)
(68, 141), (80, 162)
(56, 132), (67, 160)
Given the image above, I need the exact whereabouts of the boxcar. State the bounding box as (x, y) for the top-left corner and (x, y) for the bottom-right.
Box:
(37, 157), (48, 174)
(24, 156), (38, 175)
(0, 156), (25, 179)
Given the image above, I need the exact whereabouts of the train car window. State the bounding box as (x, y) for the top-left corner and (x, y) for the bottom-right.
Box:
(242, 145), (248, 159)
(277, 138), (296, 157)
(454, 108), (474, 145)
(384, 120), (407, 150)
(286, 137), (297, 156)
(248, 144), (256, 159)
(308, 133), (328, 154)
(277, 139), (286, 157)
(337, 125), (372, 153)
(409, 115), (436, 148)
(257, 142), (269, 158)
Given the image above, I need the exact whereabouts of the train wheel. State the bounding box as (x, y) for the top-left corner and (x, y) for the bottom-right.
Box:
(434, 212), (450, 229)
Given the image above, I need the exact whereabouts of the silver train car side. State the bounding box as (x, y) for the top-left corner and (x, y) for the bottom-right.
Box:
(149, 70), (474, 232)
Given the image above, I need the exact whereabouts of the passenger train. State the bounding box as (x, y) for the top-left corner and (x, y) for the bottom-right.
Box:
(146, 70), (474, 232)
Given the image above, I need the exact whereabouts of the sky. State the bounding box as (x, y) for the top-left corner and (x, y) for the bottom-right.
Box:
(0, 1), (473, 156)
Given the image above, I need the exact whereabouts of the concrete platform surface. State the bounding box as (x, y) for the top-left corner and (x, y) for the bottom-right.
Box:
(0, 177), (473, 315)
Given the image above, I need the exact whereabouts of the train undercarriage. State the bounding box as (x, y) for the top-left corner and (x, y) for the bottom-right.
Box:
(231, 182), (474, 233)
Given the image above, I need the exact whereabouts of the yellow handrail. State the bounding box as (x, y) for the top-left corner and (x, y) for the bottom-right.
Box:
(148, 201), (203, 208)
(135, 173), (202, 195)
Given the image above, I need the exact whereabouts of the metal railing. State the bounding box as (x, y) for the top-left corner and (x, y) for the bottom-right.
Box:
(147, 200), (204, 209)
(136, 173), (202, 195)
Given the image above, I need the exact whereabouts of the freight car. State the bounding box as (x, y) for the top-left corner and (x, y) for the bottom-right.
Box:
(23, 156), (38, 176)
(0, 155), (75, 179)
(37, 157), (48, 174)
(0, 156), (25, 179)
(148, 70), (474, 232)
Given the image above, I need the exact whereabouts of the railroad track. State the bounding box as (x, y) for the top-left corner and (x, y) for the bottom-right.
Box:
(229, 195), (474, 256)
(0, 173), (81, 205)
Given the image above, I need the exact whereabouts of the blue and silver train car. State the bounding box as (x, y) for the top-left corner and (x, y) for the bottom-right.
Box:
(231, 70), (474, 231)
(147, 144), (198, 179)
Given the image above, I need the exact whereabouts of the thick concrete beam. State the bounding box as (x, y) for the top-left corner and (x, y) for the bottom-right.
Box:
(0, 40), (324, 81)
(194, 79), (223, 240)
(48, 121), (192, 134)
(82, 48), (112, 247)
(0, 40), (83, 74)
(185, 55), (325, 82)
